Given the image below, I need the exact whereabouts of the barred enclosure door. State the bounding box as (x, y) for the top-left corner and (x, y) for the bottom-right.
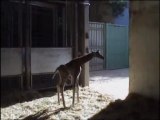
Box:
(30, 3), (72, 90)
(89, 22), (105, 71)
(89, 22), (129, 71)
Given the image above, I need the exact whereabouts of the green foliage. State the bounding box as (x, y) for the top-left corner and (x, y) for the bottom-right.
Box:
(107, 0), (128, 17)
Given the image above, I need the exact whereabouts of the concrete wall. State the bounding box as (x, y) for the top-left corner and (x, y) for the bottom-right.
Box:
(1, 48), (72, 75)
(129, 1), (159, 100)
(31, 48), (72, 74)
(1, 48), (23, 76)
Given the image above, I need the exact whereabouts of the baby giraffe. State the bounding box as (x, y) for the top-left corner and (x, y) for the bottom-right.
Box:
(52, 50), (104, 108)
(52, 65), (71, 108)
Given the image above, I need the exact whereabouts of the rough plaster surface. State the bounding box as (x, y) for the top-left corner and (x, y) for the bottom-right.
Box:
(1, 48), (23, 76)
(1, 48), (72, 75)
(31, 48), (72, 74)
(129, 1), (159, 99)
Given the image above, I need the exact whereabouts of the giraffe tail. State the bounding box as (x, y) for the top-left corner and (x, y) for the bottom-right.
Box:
(52, 70), (58, 79)
(52, 69), (61, 80)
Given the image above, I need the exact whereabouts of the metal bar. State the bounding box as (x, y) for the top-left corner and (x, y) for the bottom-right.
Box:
(71, 2), (78, 58)
(9, 0), (66, 7)
(89, 22), (106, 71)
(65, 2), (68, 47)
(62, 7), (66, 46)
(55, 7), (58, 46)
(18, 3), (23, 47)
(75, 2), (78, 57)
(10, 4), (14, 47)
(30, 1), (56, 8)
(52, 8), (55, 46)
(96, 23), (98, 70)
(24, 1), (32, 90)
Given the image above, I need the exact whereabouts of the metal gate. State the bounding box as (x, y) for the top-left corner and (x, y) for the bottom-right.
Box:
(89, 22), (129, 71)
(89, 22), (105, 71)
(105, 24), (129, 69)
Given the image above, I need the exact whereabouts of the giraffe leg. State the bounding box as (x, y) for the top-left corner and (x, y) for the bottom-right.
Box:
(73, 68), (81, 106)
(72, 82), (76, 106)
(60, 86), (66, 108)
(76, 69), (81, 103)
(77, 82), (79, 102)
(57, 85), (60, 105)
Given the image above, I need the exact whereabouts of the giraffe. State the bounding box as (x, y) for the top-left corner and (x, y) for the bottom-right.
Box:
(52, 50), (104, 108)
(52, 64), (72, 108)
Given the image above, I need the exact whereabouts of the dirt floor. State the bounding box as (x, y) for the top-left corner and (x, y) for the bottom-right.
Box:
(1, 68), (159, 120)
(1, 87), (114, 120)
(1, 90), (159, 120)
(89, 69), (159, 120)
(89, 68), (129, 100)
(89, 93), (159, 120)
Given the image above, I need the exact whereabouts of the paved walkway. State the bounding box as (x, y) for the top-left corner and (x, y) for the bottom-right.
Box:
(89, 68), (129, 100)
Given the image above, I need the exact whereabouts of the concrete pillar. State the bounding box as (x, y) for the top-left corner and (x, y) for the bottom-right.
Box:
(78, 1), (90, 87)
(129, 1), (159, 99)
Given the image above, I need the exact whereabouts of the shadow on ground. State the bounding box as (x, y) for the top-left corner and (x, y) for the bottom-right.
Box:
(22, 107), (71, 120)
(1, 87), (71, 108)
(22, 109), (51, 120)
(89, 93), (159, 120)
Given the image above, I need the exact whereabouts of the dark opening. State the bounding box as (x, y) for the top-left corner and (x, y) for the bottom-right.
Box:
(1, 1), (70, 48)
(1, 2), (21, 47)
(31, 5), (68, 47)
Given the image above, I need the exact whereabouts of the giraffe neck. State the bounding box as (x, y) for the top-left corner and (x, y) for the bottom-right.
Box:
(74, 53), (94, 66)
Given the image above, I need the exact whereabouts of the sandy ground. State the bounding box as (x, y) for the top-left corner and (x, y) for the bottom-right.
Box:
(1, 87), (114, 120)
(89, 93), (159, 120)
(1, 68), (158, 120)
(89, 69), (159, 120)
(89, 68), (129, 100)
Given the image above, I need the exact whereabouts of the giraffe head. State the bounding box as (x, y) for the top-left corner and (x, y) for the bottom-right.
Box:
(92, 50), (104, 59)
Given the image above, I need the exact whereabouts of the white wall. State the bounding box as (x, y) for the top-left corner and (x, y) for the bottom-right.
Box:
(1, 48), (72, 76)
(1, 48), (23, 76)
(129, 1), (159, 100)
(31, 48), (72, 74)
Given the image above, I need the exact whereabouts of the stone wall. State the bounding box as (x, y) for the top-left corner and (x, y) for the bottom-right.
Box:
(129, 1), (159, 99)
